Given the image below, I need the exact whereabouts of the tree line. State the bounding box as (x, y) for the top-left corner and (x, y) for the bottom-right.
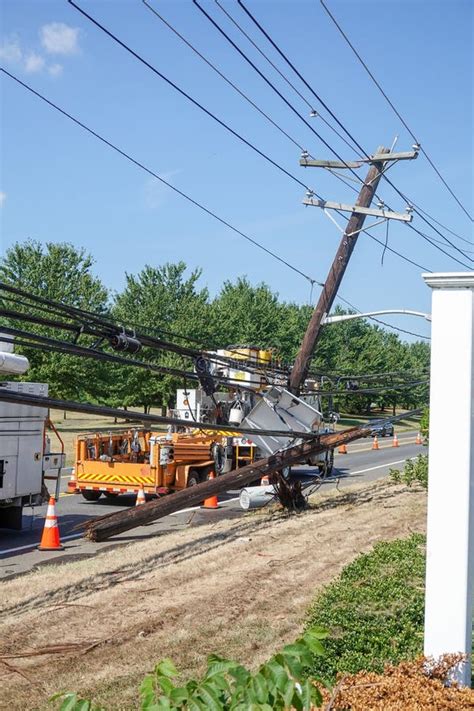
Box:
(0, 240), (430, 414)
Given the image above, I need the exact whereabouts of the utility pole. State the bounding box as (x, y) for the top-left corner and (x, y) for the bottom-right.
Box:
(289, 145), (390, 394)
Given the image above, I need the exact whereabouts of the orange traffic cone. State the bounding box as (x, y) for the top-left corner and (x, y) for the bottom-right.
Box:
(136, 487), (146, 506)
(416, 432), (422, 445)
(203, 471), (219, 509)
(392, 434), (399, 448)
(372, 435), (379, 451)
(38, 497), (64, 551)
(338, 443), (348, 454)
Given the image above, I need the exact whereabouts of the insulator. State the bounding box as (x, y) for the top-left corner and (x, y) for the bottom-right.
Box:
(108, 333), (142, 354)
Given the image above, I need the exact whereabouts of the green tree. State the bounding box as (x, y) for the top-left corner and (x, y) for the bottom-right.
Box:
(209, 277), (281, 349)
(112, 262), (211, 411)
(0, 240), (109, 400)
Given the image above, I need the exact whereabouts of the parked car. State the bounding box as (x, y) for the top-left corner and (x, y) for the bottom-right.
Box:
(368, 420), (394, 437)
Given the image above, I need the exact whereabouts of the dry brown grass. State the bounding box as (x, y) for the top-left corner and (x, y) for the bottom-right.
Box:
(0, 480), (426, 710)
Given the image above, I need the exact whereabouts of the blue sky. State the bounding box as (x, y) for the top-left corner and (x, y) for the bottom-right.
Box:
(1, 0), (473, 343)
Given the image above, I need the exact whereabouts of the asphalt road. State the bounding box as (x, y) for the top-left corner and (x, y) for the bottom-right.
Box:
(0, 431), (424, 578)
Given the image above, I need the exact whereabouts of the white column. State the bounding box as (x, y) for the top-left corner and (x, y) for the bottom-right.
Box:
(422, 272), (474, 686)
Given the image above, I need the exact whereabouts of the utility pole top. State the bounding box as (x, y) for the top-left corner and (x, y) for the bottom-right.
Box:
(289, 145), (390, 394)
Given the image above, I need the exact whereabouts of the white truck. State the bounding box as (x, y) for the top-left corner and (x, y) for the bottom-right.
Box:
(0, 341), (65, 530)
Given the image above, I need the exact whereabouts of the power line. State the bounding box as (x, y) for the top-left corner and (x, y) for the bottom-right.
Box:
(411, 202), (473, 246)
(193, 0), (367, 186)
(140, 0), (436, 274)
(82, 0), (453, 275)
(0, 285), (295, 378)
(2, 73), (434, 345)
(66, 0), (321, 199)
(327, 168), (474, 258)
(212, 0), (364, 159)
(3, 26), (435, 278)
(141, 0), (305, 153)
(189, 2), (440, 272)
(237, 0), (473, 265)
(309, 380), (429, 396)
(1, 68), (435, 345)
(1, 68), (318, 287)
(319, 0), (474, 223)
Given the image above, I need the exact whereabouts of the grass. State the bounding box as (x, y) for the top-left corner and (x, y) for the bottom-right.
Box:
(305, 533), (426, 683)
(0, 480), (427, 710)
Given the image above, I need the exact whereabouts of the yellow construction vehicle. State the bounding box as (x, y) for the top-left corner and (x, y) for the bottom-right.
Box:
(69, 429), (256, 501)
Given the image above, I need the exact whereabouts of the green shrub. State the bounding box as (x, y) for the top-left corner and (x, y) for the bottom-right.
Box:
(305, 534), (425, 683)
(52, 627), (327, 710)
(390, 454), (428, 489)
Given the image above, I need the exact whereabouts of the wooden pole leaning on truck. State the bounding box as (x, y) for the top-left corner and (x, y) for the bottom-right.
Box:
(82, 423), (372, 542)
(289, 146), (390, 395)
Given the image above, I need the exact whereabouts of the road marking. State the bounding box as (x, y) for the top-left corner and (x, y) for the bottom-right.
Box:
(0, 533), (83, 557)
(169, 496), (239, 516)
(350, 458), (408, 476)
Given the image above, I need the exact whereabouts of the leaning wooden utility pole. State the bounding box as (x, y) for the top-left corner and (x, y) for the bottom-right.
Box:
(289, 146), (390, 394)
(82, 423), (371, 541)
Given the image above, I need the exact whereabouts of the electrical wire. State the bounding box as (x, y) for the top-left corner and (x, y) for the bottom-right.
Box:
(5, 10), (440, 277)
(303, 380), (429, 396)
(67, 1), (315, 194)
(0, 327), (274, 395)
(0, 69), (432, 340)
(326, 164), (473, 263)
(237, 0), (474, 262)
(319, 0), (474, 223)
(189, 2), (440, 272)
(0, 68), (318, 289)
(334, 370), (429, 380)
(142, 0), (443, 273)
(0, 290), (295, 375)
(142, 0), (305, 153)
(212, 0), (364, 159)
(0, 386), (327, 440)
(0, 283), (293, 376)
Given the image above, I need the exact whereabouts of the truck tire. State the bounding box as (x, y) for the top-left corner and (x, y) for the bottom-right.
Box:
(187, 469), (201, 488)
(104, 492), (119, 500)
(81, 490), (102, 501)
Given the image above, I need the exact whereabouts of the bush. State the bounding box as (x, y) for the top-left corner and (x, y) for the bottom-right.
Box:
(305, 534), (426, 683)
(390, 454), (428, 489)
(52, 627), (328, 710)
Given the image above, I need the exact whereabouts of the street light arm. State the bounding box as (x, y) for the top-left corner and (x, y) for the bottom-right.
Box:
(322, 309), (432, 325)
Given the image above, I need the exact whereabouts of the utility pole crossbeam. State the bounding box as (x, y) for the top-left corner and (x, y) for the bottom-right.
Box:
(300, 157), (362, 169)
(300, 150), (418, 169)
(289, 146), (389, 395)
(302, 197), (412, 222)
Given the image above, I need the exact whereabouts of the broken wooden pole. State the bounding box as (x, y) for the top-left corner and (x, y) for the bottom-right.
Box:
(82, 424), (372, 541)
